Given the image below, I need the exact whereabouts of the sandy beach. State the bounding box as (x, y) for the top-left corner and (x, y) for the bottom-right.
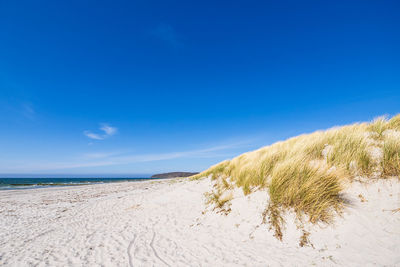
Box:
(2, 0), (399, 265)
(0, 177), (399, 266)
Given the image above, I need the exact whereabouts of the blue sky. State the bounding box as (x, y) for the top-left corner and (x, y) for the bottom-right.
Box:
(0, 0), (399, 176)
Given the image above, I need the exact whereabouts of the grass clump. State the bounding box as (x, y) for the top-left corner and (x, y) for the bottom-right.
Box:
(191, 114), (400, 240)
(204, 189), (232, 215)
(191, 160), (230, 180)
(325, 126), (373, 175)
(383, 136), (400, 176)
(388, 114), (400, 130)
(262, 203), (285, 240)
(268, 159), (343, 224)
(368, 116), (390, 138)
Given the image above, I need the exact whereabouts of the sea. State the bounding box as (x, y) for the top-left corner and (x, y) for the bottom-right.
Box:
(0, 177), (153, 190)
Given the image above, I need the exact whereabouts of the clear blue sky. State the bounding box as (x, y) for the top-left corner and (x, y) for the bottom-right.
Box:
(0, 0), (399, 176)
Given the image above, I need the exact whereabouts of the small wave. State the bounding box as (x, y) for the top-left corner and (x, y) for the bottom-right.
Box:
(0, 178), (150, 190)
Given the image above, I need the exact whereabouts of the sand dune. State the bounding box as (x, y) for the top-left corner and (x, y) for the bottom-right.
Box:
(0, 177), (399, 266)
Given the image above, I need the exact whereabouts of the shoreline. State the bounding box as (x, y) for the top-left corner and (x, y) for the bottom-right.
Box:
(0, 177), (179, 191)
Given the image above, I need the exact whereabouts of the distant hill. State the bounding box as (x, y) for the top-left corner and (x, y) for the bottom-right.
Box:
(151, 172), (199, 179)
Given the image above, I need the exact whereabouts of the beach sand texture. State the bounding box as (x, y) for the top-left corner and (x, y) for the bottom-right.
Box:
(0, 178), (399, 266)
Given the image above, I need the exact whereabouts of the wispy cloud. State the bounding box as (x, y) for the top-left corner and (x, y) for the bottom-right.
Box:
(151, 23), (182, 48)
(4, 140), (253, 172)
(84, 132), (105, 140)
(100, 124), (117, 136)
(84, 124), (117, 140)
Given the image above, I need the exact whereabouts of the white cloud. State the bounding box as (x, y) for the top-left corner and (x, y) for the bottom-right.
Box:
(84, 131), (105, 140)
(84, 124), (117, 140)
(100, 124), (117, 136)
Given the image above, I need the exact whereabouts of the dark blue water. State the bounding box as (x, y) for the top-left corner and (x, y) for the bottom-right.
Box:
(0, 177), (152, 190)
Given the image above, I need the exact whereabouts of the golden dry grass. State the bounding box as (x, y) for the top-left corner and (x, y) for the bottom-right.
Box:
(192, 114), (400, 238)
(383, 134), (400, 176)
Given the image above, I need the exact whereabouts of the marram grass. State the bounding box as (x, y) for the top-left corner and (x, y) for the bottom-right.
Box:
(192, 114), (400, 238)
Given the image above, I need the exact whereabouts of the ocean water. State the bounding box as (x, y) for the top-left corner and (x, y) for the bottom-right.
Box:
(0, 177), (151, 190)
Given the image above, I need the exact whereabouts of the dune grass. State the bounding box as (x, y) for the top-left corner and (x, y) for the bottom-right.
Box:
(192, 114), (400, 238)
(383, 135), (400, 176)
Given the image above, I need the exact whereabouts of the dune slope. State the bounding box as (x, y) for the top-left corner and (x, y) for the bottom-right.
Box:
(192, 115), (400, 239)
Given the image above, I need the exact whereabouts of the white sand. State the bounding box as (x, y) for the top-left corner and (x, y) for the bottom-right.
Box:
(0, 178), (399, 266)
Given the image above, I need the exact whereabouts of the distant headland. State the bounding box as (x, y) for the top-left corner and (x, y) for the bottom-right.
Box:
(150, 172), (199, 179)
